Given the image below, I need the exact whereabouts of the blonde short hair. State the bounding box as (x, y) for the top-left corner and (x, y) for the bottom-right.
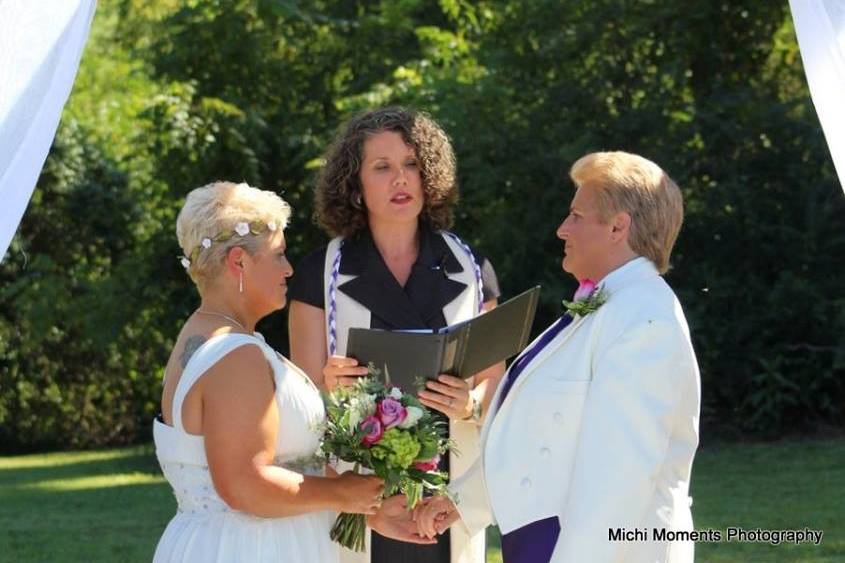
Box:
(570, 151), (683, 273)
(176, 181), (291, 291)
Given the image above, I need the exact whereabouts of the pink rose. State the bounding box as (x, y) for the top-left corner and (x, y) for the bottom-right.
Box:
(377, 397), (407, 429)
(573, 279), (597, 301)
(360, 415), (384, 446)
(413, 455), (441, 472)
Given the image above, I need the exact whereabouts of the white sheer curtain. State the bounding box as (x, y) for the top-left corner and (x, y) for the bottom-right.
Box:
(0, 0), (97, 262)
(790, 0), (845, 193)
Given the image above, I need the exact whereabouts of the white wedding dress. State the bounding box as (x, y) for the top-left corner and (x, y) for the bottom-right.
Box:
(152, 332), (339, 562)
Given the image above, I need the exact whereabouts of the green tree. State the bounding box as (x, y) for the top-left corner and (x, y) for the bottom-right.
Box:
(2, 0), (842, 451)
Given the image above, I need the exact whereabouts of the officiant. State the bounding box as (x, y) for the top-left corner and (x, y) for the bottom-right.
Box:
(288, 107), (503, 563)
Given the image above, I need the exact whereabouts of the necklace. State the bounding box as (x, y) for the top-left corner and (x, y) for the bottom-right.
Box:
(196, 309), (248, 331)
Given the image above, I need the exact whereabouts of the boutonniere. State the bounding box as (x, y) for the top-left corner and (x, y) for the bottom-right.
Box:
(562, 279), (608, 317)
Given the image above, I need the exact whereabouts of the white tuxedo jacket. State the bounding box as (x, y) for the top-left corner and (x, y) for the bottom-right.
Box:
(452, 257), (701, 563)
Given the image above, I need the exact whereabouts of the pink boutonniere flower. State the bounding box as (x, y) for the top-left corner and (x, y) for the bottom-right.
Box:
(572, 279), (597, 301)
(563, 278), (608, 317)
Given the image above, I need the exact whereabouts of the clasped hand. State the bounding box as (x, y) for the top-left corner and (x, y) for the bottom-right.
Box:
(412, 495), (460, 539)
(329, 468), (436, 545)
(368, 494), (437, 545)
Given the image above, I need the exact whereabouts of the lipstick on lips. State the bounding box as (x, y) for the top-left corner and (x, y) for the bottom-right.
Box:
(390, 191), (412, 204)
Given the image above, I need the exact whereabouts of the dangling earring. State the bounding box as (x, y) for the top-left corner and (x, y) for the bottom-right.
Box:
(239, 271), (244, 293)
(353, 192), (363, 208)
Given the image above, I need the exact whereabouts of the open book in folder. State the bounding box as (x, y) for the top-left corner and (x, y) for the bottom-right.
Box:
(346, 286), (541, 389)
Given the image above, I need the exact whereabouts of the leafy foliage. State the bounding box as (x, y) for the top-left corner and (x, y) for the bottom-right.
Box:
(1, 0), (842, 451)
(320, 368), (451, 551)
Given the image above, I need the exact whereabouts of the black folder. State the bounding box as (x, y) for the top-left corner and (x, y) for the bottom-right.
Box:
(346, 286), (541, 389)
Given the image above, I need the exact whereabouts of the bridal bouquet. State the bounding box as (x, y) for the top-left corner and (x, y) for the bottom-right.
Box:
(320, 366), (452, 552)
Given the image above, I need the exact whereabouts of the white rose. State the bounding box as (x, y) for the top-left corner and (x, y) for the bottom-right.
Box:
(398, 406), (424, 429)
(389, 387), (403, 400)
(348, 401), (363, 428)
(234, 222), (250, 236)
(201, 237), (212, 249)
(180, 257), (191, 270)
(267, 221), (277, 232)
(360, 394), (377, 416)
(348, 394), (377, 428)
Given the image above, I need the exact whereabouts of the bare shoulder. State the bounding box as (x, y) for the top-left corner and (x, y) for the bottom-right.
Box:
(162, 322), (268, 424)
(202, 340), (274, 393)
(169, 319), (255, 369)
(201, 341), (279, 454)
(179, 334), (208, 368)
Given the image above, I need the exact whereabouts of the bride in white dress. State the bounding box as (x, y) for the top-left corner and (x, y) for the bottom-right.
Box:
(153, 181), (430, 562)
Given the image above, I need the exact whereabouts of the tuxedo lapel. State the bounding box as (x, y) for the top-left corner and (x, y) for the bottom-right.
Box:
(480, 316), (586, 446)
(481, 373), (508, 445)
(483, 259), (661, 443)
(491, 313), (590, 424)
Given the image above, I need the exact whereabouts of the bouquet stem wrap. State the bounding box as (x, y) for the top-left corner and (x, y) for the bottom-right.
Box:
(330, 463), (368, 552)
(330, 512), (368, 552)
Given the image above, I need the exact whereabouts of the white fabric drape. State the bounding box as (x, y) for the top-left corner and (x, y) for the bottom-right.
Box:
(790, 0), (845, 193)
(0, 0), (97, 262)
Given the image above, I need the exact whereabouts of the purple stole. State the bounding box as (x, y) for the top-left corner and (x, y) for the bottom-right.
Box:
(497, 313), (574, 562)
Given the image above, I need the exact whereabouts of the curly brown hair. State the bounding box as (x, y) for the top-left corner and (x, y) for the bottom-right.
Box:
(314, 107), (458, 238)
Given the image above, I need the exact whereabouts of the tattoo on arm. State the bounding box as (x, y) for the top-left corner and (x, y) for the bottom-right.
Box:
(180, 335), (207, 369)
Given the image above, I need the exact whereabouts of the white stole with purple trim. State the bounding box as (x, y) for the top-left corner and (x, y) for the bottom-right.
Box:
(323, 233), (486, 563)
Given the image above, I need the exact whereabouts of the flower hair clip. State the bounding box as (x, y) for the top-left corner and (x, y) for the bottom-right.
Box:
(179, 220), (279, 269)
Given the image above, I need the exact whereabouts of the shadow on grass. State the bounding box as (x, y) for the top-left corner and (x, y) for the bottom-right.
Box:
(0, 449), (162, 487)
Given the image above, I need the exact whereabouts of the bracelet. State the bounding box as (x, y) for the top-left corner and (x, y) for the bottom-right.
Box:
(463, 394), (483, 424)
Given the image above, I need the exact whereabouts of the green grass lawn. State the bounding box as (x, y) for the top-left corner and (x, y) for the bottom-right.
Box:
(0, 439), (842, 562)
